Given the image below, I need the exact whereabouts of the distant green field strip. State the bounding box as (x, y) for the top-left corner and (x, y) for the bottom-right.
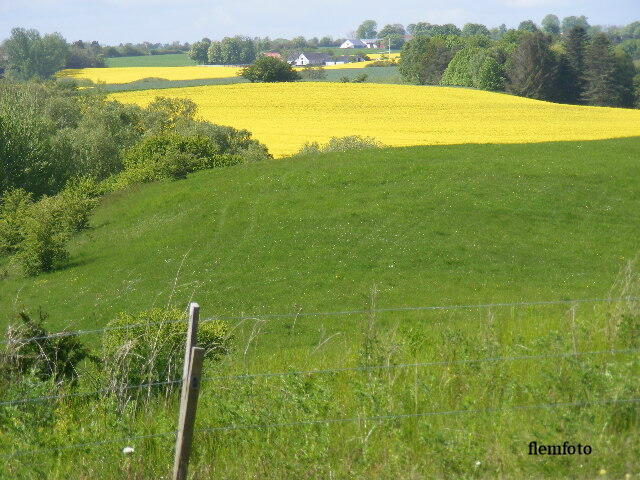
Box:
(105, 53), (196, 67)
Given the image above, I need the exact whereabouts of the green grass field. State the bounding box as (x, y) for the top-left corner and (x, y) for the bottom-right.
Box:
(2, 139), (640, 479)
(2, 138), (639, 331)
(105, 53), (196, 67)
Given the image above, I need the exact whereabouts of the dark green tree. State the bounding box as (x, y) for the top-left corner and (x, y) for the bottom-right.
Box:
(356, 20), (378, 39)
(399, 36), (461, 85)
(563, 26), (588, 103)
(188, 38), (211, 64)
(518, 21), (539, 33)
(506, 32), (558, 101)
(583, 33), (629, 106)
(241, 56), (301, 82)
(541, 14), (561, 35)
(3, 28), (69, 80)
(462, 23), (490, 37)
(561, 16), (589, 34)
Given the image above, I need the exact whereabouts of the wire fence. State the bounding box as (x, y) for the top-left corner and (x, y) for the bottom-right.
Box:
(1, 296), (639, 463)
(3, 295), (639, 346)
(4, 396), (640, 459)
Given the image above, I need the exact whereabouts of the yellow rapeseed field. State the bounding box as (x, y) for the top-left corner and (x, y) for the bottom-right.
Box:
(367, 53), (401, 60)
(59, 66), (242, 84)
(61, 62), (376, 84)
(111, 82), (640, 157)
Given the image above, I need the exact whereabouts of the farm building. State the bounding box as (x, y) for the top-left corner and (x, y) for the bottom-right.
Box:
(340, 38), (380, 48)
(288, 52), (332, 66)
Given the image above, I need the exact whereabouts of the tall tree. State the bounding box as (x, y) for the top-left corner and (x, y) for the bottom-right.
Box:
(399, 36), (461, 85)
(561, 16), (589, 35)
(462, 23), (490, 37)
(506, 32), (558, 101)
(541, 14), (561, 35)
(188, 38), (211, 64)
(3, 28), (69, 80)
(518, 21), (539, 33)
(356, 20), (378, 39)
(563, 26), (588, 103)
(583, 33), (624, 106)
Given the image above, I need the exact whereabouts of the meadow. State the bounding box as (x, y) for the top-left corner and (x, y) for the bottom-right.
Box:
(105, 53), (196, 67)
(1, 139), (640, 478)
(110, 82), (640, 156)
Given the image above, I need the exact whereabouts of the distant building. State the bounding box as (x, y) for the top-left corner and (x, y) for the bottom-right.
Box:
(288, 52), (333, 66)
(339, 38), (380, 49)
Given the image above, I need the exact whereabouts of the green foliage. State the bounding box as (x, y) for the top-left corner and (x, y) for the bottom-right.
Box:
(507, 32), (559, 101)
(564, 26), (589, 103)
(101, 308), (229, 401)
(462, 23), (490, 37)
(2, 310), (95, 384)
(294, 135), (383, 156)
(541, 14), (561, 35)
(440, 46), (486, 87)
(3, 28), (69, 80)
(117, 133), (242, 186)
(241, 56), (301, 82)
(399, 36), (462, 85)
(356, 20), (378, 39)
(300, 65), (327, 80)
(562, 15), (590, 35)
(476, 56), (505, 91)
(518, 20), (539, 33)
(207, 36), (256, 65)
(188, 38), (211, 64)
(352, 73), (368, 83)
(0, 188), (34, 255)
(584, 33), (634, 107)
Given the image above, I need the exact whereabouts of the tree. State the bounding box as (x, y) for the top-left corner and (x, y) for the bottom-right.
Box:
(378, 24), (406, 38)
(506, 32), (559, 101)
(541, 14), (561, 36)
(399, 36), (461, 85)
(583, 33), (629, 107)
(356, 20), (378, 39)
(562, 16), (589, 35)
(188, 38), (211, 64)
(476, 57), (505, 91)
(241, 56), (301, 82)
(462, 23), (490, 37)
(518, 21), (539, 33)
(3, 28), (69, 80)
(563, 26), (588, 103)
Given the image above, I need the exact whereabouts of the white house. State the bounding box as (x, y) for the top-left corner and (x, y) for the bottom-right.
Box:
(340, 38), (379, 49)
(288, 52), (332, 66)
(339, 39), (366, 49)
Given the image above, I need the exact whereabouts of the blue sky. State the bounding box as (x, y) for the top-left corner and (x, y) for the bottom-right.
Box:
(1, 0), (639, 44)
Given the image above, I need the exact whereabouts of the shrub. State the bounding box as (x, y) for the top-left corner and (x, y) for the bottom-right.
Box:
(241, 56), (301, 82)
(0, 188), (34, 255)
(292, 136), (384, 156)
(117, 133), (242, 187)
(101, 308), (230, 403)
(353, 73), (368, 83)
(300, 66), (327, 80)
(16, 197), (70, 276)
(2, 310), (95, 384)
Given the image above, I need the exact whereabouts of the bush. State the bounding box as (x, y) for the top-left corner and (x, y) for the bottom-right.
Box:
(0, 188), (34, 255)
(2, 310), (95, 384)
(300, 66), (327, 80)
(293, 136), (384, 156)
(116, 133), (243, 187)
(353, 73), (368, 83)
(16, 197), (71, 276)
(101, 308), (230, 403)
(241, 56), (301, 82)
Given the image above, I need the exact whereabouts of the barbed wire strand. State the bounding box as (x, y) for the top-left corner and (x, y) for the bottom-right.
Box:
(3, 346), (638, 407)
(3, 296), (639, 345)
(3, 396), (639, 459)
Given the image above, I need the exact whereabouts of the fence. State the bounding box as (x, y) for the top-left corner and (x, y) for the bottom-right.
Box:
(1, 297), (639, 478)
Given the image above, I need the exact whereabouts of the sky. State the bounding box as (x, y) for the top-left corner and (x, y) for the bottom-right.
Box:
(0, 0), (639, 45)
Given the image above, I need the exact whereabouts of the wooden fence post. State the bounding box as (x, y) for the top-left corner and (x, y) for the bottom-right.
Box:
(172, 346), (204, 480)
(181, 303), (199, 402)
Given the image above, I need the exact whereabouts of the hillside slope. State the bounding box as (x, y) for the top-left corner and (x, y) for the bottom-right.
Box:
(1, 139), (640, 330)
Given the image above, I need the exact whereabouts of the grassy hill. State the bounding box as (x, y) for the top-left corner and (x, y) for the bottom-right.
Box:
(2, 139), (640, 478)
(2, 138), (639, 332)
